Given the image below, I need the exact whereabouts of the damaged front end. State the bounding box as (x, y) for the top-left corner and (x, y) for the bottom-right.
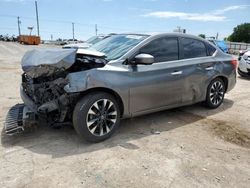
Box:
(5, 48), (107, 135)
(21, 73), (73, 122)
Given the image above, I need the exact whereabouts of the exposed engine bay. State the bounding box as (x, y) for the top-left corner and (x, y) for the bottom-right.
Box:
(20, 49), (107, 125)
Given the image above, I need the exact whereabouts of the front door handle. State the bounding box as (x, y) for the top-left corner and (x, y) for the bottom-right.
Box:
(205, 66), (214, 71)
(171, 71), (183, 75)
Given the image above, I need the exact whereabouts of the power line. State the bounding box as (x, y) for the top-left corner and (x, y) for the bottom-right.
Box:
(0, 14), (137, 39)
(72, 22), (94, 27)
(0, 14), (130, 32)
(0, 27), (17, 30)
(97, 25), (129, 31)
(0, 14), (17, 18)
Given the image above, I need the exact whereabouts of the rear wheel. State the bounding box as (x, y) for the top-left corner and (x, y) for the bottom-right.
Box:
(73, 92), (120, 142)
(204, 78), (225, 109)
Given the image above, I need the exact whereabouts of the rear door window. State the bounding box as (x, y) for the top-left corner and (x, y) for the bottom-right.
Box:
(180, 38), (207, 59)
(139, 37), (179, 62)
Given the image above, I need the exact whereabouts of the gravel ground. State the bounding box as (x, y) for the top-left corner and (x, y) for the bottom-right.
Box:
(0, 41), (250, 188)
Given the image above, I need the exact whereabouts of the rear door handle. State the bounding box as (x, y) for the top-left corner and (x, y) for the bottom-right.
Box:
(171, 71), (183, 75)
(205, 66), (214, 71)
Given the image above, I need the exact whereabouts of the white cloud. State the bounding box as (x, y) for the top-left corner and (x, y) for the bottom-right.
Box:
(143, 11), (226, 21)
(213, 5), (249, 14)
(142, 5), (249, 22)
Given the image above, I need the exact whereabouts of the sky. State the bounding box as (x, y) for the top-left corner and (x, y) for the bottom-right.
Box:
(0, 0), (249, 40)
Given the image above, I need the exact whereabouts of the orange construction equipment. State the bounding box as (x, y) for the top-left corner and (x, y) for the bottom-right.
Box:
(18, 35), (40, 45)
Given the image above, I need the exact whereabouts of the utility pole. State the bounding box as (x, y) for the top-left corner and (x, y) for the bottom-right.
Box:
(35, 1), (40, 36)
(95, 24), (98, 36)
(17, 16), (21, 36)
(177, 26), (181, 33)
(72, 22), (75, 41)
(216, 32), (219, 40)
(173, 26), (186, 33)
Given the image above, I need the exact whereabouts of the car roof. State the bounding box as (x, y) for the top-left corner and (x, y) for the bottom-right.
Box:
(119, 32), (206, 41)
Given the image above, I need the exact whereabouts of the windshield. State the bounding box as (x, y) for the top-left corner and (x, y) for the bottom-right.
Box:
(90, 34), (148, 61)
(86, 36), (105, 45)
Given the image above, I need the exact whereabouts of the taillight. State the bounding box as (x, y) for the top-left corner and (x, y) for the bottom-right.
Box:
(231, 59), (238, 69)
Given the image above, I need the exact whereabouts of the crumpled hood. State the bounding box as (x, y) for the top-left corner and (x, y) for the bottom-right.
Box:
(21, 48), (105, 78)
(63, 42), (90, 49)
(21, 49), (77, 72)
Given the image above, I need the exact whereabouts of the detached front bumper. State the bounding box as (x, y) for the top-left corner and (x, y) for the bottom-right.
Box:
(5, 87), (38, 135)
(5, 86), (68, 135)
(5, 104), (36, 135)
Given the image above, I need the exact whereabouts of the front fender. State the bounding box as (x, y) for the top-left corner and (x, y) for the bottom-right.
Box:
(64, 70), (130, 117)
(64, 71), (89, 93)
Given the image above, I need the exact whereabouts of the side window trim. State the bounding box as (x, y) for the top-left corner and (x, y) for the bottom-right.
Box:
(177, 37), (180, 60)
(178, 36), (184, 60)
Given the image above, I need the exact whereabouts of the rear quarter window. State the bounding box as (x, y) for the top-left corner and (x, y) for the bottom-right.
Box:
(206, 43), (217, 56)
(181, 38), (207, 59)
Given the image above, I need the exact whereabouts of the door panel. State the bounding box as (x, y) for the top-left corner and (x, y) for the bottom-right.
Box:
(129, 62), (184, 113)
(178, 37), (217, 103)
(180, 57), (217, 103)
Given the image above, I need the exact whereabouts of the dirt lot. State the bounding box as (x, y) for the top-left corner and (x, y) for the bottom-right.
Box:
(0, 41), (250, 188)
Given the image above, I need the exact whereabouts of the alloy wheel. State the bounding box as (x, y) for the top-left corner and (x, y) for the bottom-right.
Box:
(86, 99), (117, 136)
(209, 81), (224, 106)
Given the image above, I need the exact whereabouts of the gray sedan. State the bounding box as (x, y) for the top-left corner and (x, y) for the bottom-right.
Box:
(7, 33), (237, 142)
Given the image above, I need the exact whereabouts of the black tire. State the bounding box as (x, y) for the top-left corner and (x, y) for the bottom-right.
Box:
(73, 92), (120, 142)
(238, 68), (246, 77)
(204, 78), (225, 109)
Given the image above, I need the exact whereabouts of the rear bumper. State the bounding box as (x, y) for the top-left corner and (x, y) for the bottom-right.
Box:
(226, 70), (237, 92)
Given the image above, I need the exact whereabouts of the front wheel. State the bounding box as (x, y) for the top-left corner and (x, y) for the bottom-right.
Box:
(204, 78), (225, 109)
(73, 92), (120, 142)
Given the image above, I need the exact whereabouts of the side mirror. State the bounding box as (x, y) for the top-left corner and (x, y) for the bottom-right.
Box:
(134, 54), (154, 65)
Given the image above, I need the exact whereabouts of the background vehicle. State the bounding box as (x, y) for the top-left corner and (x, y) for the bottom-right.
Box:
(5, 33), (237, 142)
(0, 34), (18, 42)
(238, 50), (250, 77)
(238, 48), (250, 60)
(208, 39), (229, 53)
(62, 34), (115, 49)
